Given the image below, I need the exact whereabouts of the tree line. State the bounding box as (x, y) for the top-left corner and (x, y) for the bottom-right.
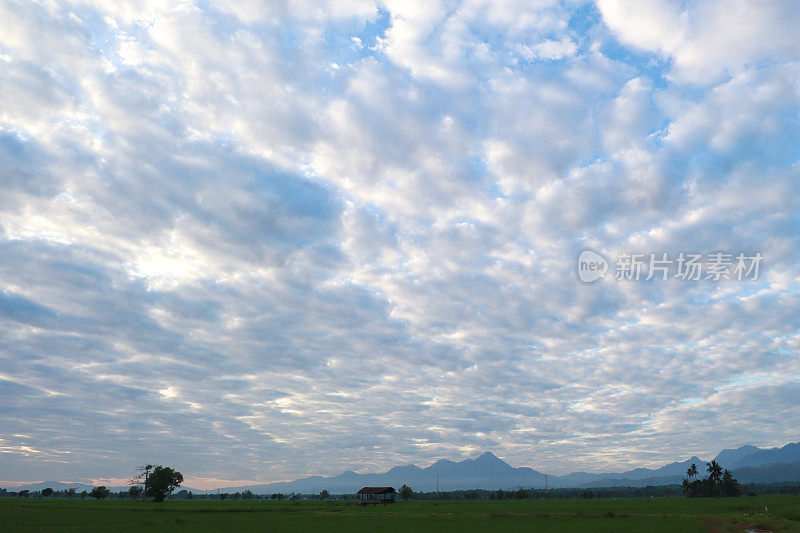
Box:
(681, 460), (742, 497)
(5, 481), (800, 501)
(0, 464), (183, 502)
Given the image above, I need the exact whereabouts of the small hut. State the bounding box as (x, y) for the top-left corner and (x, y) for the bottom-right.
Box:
(356, 486), (396, 505)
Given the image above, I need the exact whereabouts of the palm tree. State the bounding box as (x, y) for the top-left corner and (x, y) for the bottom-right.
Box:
(706, 460), (722, 482)
(707, 460), (723, 496)
(683, 463), (699, 497)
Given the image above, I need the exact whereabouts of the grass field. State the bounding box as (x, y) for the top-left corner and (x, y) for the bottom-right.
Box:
(2, 495), (799, 532)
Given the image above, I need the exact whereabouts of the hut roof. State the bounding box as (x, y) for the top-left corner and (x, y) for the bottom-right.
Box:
(357, 487), (396, 494)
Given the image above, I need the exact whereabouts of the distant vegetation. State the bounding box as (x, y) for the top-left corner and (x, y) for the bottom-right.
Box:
(0, 464), (186, 503)
(3, 481), (799, 502)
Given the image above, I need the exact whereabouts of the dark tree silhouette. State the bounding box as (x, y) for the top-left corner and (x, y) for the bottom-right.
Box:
(400, 484), (414, 500)
(41, 488), (54, 497)
(90, 486), (110, 499)
(707, 460), (723, 496)
(683, 460), (740, 498)
(721, 469), (742, 496)
(144, 465), (183, 502)
(130, 464), (154, 499)
(706, 460), (722, 483)
(319, 489), (330, 500)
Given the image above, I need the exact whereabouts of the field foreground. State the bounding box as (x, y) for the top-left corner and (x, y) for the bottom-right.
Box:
(2, 495), (799, 532)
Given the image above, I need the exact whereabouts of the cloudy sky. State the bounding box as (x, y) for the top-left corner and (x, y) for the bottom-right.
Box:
(1, 0), (799, 489)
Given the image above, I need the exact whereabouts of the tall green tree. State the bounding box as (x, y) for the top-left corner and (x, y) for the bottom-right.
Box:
(706, 460), (722, 482)
(707, 461), (723, 497)
(145, 465), (183, 502)
(399, 484), (414, 500)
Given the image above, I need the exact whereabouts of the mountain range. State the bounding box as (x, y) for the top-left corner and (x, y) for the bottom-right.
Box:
(8, 442), (800, 494)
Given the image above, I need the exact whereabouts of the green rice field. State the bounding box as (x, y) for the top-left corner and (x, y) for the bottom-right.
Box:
(2, 495), (799, 532)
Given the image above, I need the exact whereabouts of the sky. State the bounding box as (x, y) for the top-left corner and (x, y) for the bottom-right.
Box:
(1, 0), (799, 490)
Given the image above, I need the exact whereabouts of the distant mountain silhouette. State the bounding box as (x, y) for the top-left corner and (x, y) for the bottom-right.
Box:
(208, 444), (800, 493)
(5, 481), (97, 492)
(551, 456), (706, 488)
(214, 452), (547, 494)
(716, 443), (800, 468)
(713, 445), (764, 466)
(6, 443), (800, 494)
(733, 460), (800, 483)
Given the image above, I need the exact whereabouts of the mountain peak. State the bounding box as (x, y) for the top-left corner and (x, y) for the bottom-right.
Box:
(387, 464), (422, 474)
(475, 451), (505, 464)
(472, 451), (514, 471)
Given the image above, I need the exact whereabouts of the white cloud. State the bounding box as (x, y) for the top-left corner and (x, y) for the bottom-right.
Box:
(517, 37), (578, 60)
(597, 0), (800, 83)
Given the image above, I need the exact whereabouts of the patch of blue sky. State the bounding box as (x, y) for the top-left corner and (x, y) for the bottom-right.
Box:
(678, 396), (704, 408)
(566, 1), (598, 35)
(725, 373), (778, 389)
(323, 8), (391, 64)
(566, 3), (672, 91)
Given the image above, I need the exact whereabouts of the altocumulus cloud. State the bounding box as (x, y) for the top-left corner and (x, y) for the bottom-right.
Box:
(0, 0), (799, 487)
